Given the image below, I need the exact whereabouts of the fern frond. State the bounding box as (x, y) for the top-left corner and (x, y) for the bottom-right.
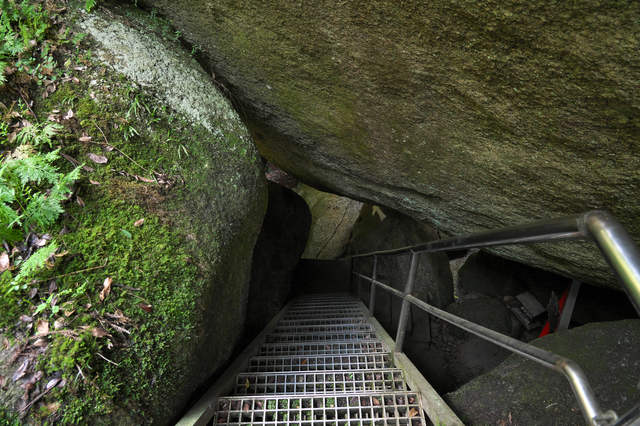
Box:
(14, 242), (58, 284)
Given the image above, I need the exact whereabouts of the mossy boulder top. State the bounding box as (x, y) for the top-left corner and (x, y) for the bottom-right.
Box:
(1, 3), (267, 425)
(141, 0), (640, 289)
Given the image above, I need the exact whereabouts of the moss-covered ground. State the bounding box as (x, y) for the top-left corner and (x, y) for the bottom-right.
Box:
(0, 2), (265, 424)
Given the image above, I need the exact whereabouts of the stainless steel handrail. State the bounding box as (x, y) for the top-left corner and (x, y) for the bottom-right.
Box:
(351, 210), (640, 426)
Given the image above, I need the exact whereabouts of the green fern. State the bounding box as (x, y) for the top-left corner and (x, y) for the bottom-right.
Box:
(14, 123), (63, 148)
(0, 148), (80, 232)
(11, 242), (58, 290)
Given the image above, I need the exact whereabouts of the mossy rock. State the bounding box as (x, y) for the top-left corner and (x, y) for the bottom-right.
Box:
(444, 320), (640, 425)
(140, 0), (640, 290)
(0, 2), (267, 425)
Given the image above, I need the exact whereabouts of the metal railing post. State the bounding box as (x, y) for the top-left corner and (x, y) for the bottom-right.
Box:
(357, 257), (363, 300)
(395, 251), (419, 353)
(368, 256), (378, 317)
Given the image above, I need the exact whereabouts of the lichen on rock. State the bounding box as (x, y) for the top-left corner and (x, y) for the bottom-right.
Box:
(0, 2), (267, 424)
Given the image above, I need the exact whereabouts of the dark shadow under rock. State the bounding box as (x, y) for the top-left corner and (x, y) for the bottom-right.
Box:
(245, 182), (311, 335)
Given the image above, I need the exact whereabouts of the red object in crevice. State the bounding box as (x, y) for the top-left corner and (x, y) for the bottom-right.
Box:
(539, 284), (571, 338)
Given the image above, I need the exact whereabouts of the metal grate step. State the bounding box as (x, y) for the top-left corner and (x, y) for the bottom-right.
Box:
(215, 393), (425, 425)
(282, 312), (366, 320)
(210, 294), (427, 426)
(247, 354), (392, 372)
(277, 318), (369, 327)
(285, 304), (362, 310)
(266, 332), (378, 344)
(258, 341), (387, 357)
(234, 369), (407, 395)
(273, 324), (374, 334)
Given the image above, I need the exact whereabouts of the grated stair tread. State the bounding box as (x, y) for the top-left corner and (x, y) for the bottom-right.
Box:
(213, 294), (426, 426)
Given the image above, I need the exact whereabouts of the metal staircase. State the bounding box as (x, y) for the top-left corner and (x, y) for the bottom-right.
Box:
(214, 293), (427, 425)
(179, 210), (640, 426)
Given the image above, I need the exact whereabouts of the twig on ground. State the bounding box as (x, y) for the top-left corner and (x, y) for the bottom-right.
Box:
(32, 258), (108, 283)
(97, 352), (119, 366)
(76, 364), (86, 381)
(112, 283), (141, 291)
(125, 291), (151, 305)
(17, 88), (39, 124)
(28, 329), (80, 341)
(91, 120), (153, 175)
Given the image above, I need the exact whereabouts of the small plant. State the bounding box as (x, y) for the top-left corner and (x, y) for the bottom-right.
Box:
(14, 122), (63, 148)
(84, 0), (96, 12)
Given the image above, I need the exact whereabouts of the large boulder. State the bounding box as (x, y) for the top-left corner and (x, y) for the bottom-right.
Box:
(444, 320), (640, 425)
(351, 205), (454, 310)
(139, 0), (640, 290)
(1, 3), (266, 425)
(245, 183), (312, 335)
(296, 184), (363, 260)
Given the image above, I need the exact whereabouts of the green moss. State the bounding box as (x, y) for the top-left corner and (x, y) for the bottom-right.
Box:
(0, 8), (266, 422)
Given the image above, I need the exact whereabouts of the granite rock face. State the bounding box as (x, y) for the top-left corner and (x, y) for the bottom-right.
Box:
(351, 205), (454, 309)
(139, 0), (640, 289)
(444, 320), (640, 425)
(297, 184), (363, 260)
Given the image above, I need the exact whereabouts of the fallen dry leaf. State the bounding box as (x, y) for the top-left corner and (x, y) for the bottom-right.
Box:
(12, 359), (29, 382)
(243, 403), (249, 412)
(79, 326), (111, 338)
(63, 109), (74, 120)
(28, 288), (37, 299)
(19, 315), (33, 322)
(100, 277), (112, 302)
(89, 179), (101, 185)
(33, 338), (48, 348)
(0, 252), (9, 272)
(60, 152), (79, 166)
(36, 320), (49, 335)
(133, 218), (144, 227)
(87, 153), (108, 164)
(372, 397), (380, 406)
(76, 195), (85, 207)
(45, 402), (60, 414)
(409, 407), (419, 418)
(101, 144), (114, 152)
(54, 318), (66, 329)
(0, 375), (4, 387)
(82, 165), (95, 172)
(79, 136), (92, 142)
(301, 358), (308, 365)
(138, 303), (153, 313)
(136, 176), (155, 183)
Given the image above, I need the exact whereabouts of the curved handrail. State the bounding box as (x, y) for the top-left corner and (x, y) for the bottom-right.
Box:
(351, 210), (640, 426)
(352, 210), (640, 314)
